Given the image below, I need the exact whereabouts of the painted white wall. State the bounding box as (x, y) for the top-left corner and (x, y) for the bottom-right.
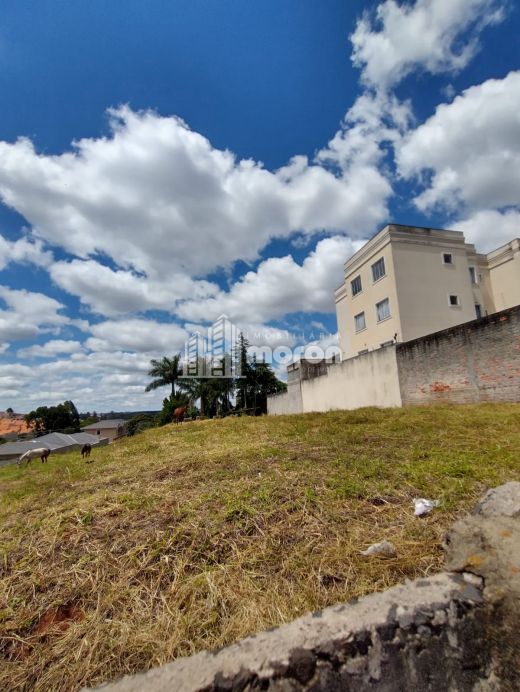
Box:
(300, 346), (401, 412)
(267, 383), (303, 415)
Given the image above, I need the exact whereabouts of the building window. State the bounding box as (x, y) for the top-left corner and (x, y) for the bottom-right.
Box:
(449, 294), (460, 306)
(351, 275), (362, 296)
(376, 298), (390, 322)
(371, 257), (386, 282)
(354, 312), (366, 332)
(443, 253), (453, 264)
(469, 266), (477, 283)
(475, 304), (482, 319)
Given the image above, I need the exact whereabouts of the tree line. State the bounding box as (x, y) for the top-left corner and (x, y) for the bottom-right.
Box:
(24, 400), (81, 435)
(137, 334), (286, 433)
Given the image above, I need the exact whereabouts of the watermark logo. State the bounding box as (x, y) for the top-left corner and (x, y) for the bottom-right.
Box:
(184, 315), (241, 378)
(183, 314), (341, 378)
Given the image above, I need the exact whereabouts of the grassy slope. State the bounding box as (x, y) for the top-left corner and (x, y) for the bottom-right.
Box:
(1, 404), (519, 691)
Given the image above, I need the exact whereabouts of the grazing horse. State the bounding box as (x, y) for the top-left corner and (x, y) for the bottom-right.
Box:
(17, 447), (51, 467)
(81, 443), (92, 459)
(172, 405), (188, 424)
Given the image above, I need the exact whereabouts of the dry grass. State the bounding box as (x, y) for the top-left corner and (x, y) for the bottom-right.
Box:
(1, 403), (519, 691)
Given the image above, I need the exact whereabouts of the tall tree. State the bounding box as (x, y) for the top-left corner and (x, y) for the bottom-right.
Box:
(177, 357), (235, 417)
(235, 333), (254, 411)
(145, 355), (183, 399)
(24, 400), (81, 434)
(251, 361), (287, 414)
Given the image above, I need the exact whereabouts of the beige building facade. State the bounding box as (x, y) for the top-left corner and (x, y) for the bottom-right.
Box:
(81, 419), (126, 443)
(335, 224), (520, 359)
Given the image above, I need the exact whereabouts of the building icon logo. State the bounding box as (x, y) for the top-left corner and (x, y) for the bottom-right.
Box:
(183, 315), (241, 378)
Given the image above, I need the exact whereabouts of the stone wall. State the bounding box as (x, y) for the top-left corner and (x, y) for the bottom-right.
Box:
(90, 483), (520, 692)
(397, 305), (520, 406)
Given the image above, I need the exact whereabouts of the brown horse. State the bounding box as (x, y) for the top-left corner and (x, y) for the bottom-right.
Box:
(172, 405), (188, 424)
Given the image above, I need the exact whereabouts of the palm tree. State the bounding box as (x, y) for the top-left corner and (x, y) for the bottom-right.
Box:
(145, 355), (183, 399)
(177, 357), (235, 417)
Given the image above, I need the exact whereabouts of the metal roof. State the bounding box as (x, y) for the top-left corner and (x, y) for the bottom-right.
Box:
(0, 431), (103, 457)
(81, 419), (126, 430)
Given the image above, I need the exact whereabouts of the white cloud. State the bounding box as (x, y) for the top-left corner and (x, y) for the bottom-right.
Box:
(398, 71), (520, 213)
(50, 258), (217, 316)
(351, 0), (505, 90)
(0, 106), (390, 286)
(0, 348), (167, 413)
(85, 318), (187, 354)
(318, 92), (412, 172)
(0, 232), (52, 271)
(0, 285), (69, 343)
(17, 339), (84, 358)
(177, 236), (364, 324)
(452, 209), (520, 253)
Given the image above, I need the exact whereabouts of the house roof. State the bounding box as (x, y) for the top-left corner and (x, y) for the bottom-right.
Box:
(81, 419), (126, 430)
(0, 432), (102, 457)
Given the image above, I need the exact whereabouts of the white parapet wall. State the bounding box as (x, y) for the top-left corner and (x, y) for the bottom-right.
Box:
(301, 346), (401, 413)
(268, 346), (401, 415)
(267, 382), (304, 415)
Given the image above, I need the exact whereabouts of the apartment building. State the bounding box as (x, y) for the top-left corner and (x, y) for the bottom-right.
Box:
(335, 224), (520, 359)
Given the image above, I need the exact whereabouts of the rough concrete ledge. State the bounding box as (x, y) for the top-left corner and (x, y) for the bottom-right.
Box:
(89, 483), (520, 692)
(91, 573), (491, 692)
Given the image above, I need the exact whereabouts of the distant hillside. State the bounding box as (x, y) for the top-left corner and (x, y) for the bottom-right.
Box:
(1, 404), (519, 691)
(0, 414), (32, 437)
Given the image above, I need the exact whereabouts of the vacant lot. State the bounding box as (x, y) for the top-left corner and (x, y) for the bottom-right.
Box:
(1, 404), (519, 691)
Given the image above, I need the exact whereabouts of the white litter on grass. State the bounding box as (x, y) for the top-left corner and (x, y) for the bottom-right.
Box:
(360, 540), (397, 557)
(414, 498), (440, 516)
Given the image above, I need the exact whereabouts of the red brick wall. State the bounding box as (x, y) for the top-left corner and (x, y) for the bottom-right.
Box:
(397, 306), (520, 405)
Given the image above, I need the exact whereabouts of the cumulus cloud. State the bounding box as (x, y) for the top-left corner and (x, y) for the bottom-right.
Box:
(452, 209), (520, 253)
(0, 106), (389, 285)
(398, 71), (520, 213)
(50, 258), (217, 316)
(17, 339), (84, 358)
(85, 318), (187, 354)
(351, 0), (505, 90)
(0, 286), (69, 343)
(177, 236), (364, 324)
(0, 232), (52, 270)
(0, 349), (165, 412)
(317, 91), (412, 195)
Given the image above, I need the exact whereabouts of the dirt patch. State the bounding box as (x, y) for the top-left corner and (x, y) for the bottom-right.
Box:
(32, 603), (84, 637)
(0, 416), (32, 436)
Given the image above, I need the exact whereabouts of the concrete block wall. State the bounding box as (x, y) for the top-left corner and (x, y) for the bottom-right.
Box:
(90, 483), (520, 692)
(397, 305), (520, 406)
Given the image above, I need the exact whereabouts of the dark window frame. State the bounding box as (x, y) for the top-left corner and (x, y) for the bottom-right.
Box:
(371, 257), (386, 282)
(351, 275), (362, 296)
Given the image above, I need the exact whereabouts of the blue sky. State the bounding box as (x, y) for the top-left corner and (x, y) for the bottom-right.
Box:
(0, 0), (518, 412)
